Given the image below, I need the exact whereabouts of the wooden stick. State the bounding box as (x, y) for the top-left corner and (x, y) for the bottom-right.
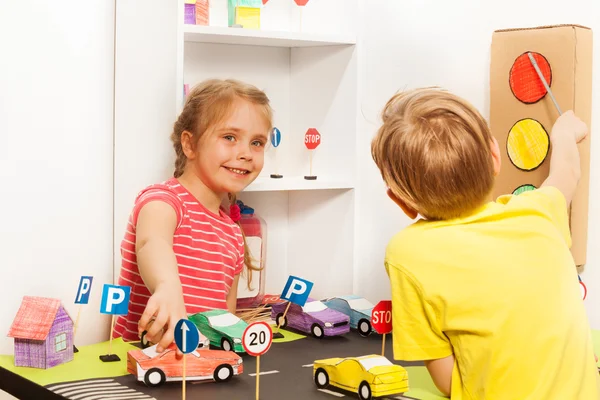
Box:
(275, 302), (292, 334)
(309, 151), (313, 176)
(256, 355), (260, 400)
(183, 355), (187, 400)
(108, 315), (115, 354)
(527, 52), (562, 115)
(73, 304), (83, 339)
(381, 333), (386, 357)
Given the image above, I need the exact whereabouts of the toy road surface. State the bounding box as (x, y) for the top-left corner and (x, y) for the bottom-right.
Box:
(36, 331), (446, 400)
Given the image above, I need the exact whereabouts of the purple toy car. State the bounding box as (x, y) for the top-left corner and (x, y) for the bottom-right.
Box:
(271, 299), (350, 338)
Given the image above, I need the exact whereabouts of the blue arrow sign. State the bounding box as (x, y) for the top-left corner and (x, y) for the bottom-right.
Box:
(174, 319), (200, 354)
(270, 127), (281, 148)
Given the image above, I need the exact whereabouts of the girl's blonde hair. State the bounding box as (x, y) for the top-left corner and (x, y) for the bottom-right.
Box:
(371, 87), (495, 220)
(171, 78), (273, 289)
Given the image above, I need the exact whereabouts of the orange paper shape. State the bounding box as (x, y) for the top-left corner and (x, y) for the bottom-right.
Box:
(294, 0), (309, 5)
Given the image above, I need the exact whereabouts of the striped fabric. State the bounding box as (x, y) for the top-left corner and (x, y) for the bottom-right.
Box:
(113, 178), (244, 342)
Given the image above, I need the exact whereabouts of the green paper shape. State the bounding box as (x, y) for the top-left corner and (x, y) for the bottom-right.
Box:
(0, 338), (137, 386)
(228, 0), (262, 26)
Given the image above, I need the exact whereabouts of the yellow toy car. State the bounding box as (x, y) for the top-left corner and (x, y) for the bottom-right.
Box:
(313, 354), (409, 399)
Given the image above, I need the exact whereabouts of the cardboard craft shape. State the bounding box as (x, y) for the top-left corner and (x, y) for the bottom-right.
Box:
(490, 24), (593, 266)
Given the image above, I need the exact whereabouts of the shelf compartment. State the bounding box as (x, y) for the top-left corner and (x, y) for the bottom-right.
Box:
(183, 25), (356, 48)
(243, 176), (355, 192)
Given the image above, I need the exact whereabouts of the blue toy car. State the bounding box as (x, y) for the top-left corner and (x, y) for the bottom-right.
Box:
(321, 295), (375, 337)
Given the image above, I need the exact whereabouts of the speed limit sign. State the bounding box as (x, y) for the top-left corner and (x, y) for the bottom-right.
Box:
(242, 321), (273, 357)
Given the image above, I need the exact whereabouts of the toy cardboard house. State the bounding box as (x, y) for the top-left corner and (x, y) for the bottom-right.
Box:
(228, 0), (262, 29)
(7, 296), (74, 369)
(489, 25), (593, 266)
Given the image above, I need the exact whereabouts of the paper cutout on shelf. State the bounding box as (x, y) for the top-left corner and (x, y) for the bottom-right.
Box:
(506, 118), (549, 171)
(269, 127), (283, 179)
(509, 52), (552, 104)
(7, 296), (74, 369)
(304, 128), (320, 180)
(228, 0), (262, 29)
(294, 0), (310, 5)
(313, 354), (409, 399)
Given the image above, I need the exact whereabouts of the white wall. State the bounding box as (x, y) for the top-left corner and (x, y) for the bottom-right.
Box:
(354, 0), (600, 329)
(0, 0), (115, 360)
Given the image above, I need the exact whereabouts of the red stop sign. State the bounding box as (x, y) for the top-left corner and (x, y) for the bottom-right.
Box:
(371, 300), (392, 334)
(304, 128), (321, 150)
(294, 0), (309, 5)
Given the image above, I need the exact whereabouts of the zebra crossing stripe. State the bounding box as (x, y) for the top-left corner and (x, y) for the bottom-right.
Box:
(47, 379), (115, 391)
(46, 378), (155, 400)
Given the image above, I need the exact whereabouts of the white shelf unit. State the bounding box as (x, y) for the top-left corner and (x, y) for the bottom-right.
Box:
(183, 24), (356, 47)
(114, 0), (359, 299)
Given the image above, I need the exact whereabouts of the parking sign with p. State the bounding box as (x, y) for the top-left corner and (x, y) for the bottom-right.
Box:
(100, 284), (131, 315)
(75, 276), (93, 304)
(280, 276), (313, 307)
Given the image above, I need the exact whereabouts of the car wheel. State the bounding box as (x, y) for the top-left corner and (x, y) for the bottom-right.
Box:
(143, 368), (166, 387)
(358, 381), (372, 400)
(275, 313), (288, 328)
(221, 337), (233, 352)
(314, 368), (329, 389)
(357, 319), (372, 337)
(140, 331), (151, 348)
(311, 323), (324, 339)
(213, 364), (233, 382)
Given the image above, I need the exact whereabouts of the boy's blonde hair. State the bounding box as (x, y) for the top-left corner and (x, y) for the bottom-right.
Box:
(170, 78), (273, 289)
(371, 87), (495, 220)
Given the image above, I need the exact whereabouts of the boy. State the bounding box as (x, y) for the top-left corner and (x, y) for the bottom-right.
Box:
(371, 87), (599, 399)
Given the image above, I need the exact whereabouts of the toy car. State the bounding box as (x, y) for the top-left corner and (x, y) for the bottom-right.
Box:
(313, 354), (409, 399)
(127, 343), (243, 387)
(271, 299), (350, 338)
(322, 295), (375, 337)
(188, 309), (248, 352)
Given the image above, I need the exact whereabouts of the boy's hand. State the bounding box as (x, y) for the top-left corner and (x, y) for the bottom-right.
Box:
(551, 110), (588, 143)
(138, 283), (187, 358)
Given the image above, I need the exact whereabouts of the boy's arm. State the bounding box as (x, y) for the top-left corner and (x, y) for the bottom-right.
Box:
(424, 355), (454, 397)
(541, 110), (588, 205)
(386, 262), (454, 396)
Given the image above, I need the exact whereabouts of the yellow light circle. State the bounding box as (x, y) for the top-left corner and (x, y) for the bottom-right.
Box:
(507, 119), (549, 171)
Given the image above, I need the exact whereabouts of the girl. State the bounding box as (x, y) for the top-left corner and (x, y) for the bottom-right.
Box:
(113, 78), (272, 353)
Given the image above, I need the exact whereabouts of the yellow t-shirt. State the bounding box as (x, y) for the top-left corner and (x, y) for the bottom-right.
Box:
(385, 186), (600, 399)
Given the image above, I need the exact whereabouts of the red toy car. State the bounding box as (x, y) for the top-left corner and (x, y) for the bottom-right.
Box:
(127, 343), (243, 387)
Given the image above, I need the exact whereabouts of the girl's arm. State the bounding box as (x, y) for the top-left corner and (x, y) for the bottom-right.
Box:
(135, 201), (187, 354)
(226, 274), (240, 314)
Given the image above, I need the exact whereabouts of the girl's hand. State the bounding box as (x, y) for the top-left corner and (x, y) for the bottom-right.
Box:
(138, 283), (187, 357)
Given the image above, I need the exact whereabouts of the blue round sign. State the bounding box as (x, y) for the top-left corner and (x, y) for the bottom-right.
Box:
(174, 319), (200, 354)
(270, 127), (281, 148)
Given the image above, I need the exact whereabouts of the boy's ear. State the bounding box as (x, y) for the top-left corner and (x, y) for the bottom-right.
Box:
(386, 188), (418, 220)
(491, 137), (501, 176)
